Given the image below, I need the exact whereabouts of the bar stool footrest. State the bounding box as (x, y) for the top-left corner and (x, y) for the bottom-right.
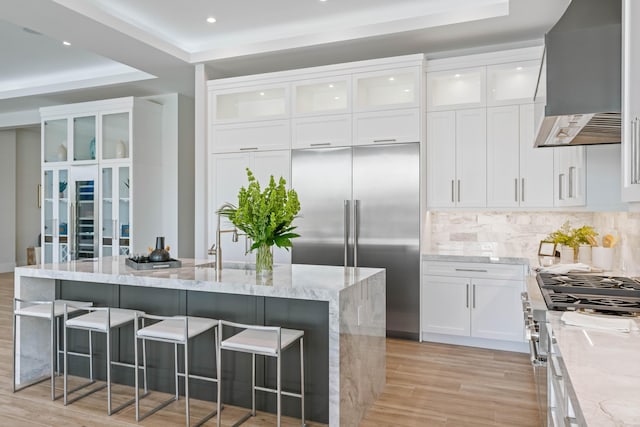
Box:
(231, 411), (254, 427)
(254, 385), (302, 399)
(137, 394), (178, 422)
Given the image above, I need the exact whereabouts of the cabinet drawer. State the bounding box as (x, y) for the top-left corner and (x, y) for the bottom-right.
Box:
(212, 120), (290, 153)
(423, 261), (525, 280)
(353, 108), (420, 145)
(292, 114), (351, 148)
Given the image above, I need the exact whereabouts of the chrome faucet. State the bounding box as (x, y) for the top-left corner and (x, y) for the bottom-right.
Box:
(208, 202), (239, 279)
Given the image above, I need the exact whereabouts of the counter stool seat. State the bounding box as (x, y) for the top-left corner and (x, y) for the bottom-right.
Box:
(64, 305), (147, 416)
(134, 314), (220, 427)
(12, 298), (93, 400)
(217, 321), (305, 427)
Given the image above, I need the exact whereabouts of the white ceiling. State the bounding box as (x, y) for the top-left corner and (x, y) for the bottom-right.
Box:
(0, 0), (570, 119)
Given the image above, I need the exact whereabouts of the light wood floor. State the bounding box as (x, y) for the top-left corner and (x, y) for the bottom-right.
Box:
(1, 272), (541, 426)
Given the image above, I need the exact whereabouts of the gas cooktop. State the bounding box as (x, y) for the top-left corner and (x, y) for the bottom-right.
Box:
(537, 273), (640, 315)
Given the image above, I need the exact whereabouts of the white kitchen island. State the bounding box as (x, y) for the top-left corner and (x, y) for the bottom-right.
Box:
(14, 257), (386, 426)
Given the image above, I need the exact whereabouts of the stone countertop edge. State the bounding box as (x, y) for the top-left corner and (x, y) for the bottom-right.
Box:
(421, 253), (530, 265)
(14, 256), (385, 303)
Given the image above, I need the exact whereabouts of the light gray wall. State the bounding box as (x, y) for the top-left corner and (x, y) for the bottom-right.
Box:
(143, 93), (195, 257)
(0, 130), (17, 272)
(15, 128), (41, 266)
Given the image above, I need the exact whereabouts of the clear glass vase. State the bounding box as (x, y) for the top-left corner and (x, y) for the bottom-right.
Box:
(255, 243), (273, 276)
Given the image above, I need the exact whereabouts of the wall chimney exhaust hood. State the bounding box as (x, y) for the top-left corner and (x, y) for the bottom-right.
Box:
(534, 0), (621, 148)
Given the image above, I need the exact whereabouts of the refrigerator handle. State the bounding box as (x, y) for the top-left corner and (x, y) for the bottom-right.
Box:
(343, 200), (350, 267)
(354, 199), (359, 267)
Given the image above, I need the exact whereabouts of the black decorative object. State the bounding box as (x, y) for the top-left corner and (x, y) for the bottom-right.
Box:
(125, 257), (182, 270)
(148, 236), (171, 262)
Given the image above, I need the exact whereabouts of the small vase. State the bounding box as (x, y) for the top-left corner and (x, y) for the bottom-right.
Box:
(255, 244), (273, 276)
(559, 245), (575, 264)
(148, 236), (170, 262)
(57, 144), (67, 161)
(116, 140), (127, 158)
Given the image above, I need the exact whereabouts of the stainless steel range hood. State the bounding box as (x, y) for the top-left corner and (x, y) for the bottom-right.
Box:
(534, 0), (621, 148)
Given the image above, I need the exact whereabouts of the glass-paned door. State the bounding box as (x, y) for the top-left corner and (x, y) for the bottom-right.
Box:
(100, 165), (131, 257)
(43, 119), (68, 163)
(102, 112), (130, 160)
(73, 116), (96, 161)
(101, 167), (114, 256)
(42, 168), (70, 263)
(118, 166), (131, 255)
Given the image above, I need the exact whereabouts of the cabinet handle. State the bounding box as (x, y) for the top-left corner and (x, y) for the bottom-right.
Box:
(473, 284), (476, 309)
(514, 178), (518, 202)
(568, 166), (575, 198)
(558, 173), (565, 201)
(451, 180), (455, 203)
(457, 180), (461, 203)
(310, 142), (331, 147)
(630, 119), (636, 184)
(466, 284), (469, 308)
(636, 118), (640, 184)
(239, 147), (259, 151)
(373, 138), (397, 143)
(455, 268), (488, 273)
(521, 178), (525, 202)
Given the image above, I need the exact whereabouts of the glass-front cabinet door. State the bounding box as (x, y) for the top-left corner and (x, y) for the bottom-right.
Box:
(73, 115), (96, 161)
(42, 167), (70, 263)
(102, 112), (130, 160)
(100, 165), (131, 257)
(43, 119), (68, 163)
(292, 77), (351, 116)
(353, 67), (420, 112)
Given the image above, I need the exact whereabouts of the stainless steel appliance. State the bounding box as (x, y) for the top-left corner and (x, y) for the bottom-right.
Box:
(291, 143), (420, 339)
(534, 0), (622, 148)
(521, 290), (548, 426)
(537, 273), (640, 315)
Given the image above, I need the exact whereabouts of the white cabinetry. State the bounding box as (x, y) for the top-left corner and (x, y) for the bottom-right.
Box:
(40, 97), (163, 261)
(211, 150), (291, 264)
(554, 146), (586, 207)
(427, 109), (486, 208)
(546, 325), (580, 427)
(622, 0), (640, 201)
(487, 104), (554, 207)
(486, 60), (539, 106)
(421, 261), (526, 351)
(426, 67), (485, 111)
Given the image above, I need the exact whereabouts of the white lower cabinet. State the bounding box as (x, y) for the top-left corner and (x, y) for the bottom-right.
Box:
(210, 150), (291, 264)
(547, 325), (580, 427)
(422, 261), (526, 350)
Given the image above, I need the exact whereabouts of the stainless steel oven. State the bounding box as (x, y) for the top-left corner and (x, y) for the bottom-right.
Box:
(522, 291), (548, 426)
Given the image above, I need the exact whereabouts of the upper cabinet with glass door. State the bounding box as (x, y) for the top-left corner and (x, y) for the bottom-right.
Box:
(353, 67), (420, 112)
(486, 60), (540, 106)
(292, 76), (351, 116)
(212, 84), (289, 123)
(72, 116), (96, 162)
(43, 119), (69, 163)
(101, 111), (130, 161)
(426, 67), (486, 111)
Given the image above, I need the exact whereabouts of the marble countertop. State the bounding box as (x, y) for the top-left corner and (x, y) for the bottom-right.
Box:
(14, 256), (384, 302)
(528, 272), (640, 426)
(547, 311), (640, 426)
(422, 253), (530, 265)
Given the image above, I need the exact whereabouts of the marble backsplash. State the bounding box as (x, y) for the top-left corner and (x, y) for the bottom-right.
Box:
(423, 211), (640, 275)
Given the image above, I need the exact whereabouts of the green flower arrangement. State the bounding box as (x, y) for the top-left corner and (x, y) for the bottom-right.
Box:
(218, 168), (300, 274)
(546, 221), (598, 251)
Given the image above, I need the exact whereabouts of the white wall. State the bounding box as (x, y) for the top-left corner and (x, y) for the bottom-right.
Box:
(15, 128), (41, 266)
(0, 130), (17, 272)
(143, 93), (195, 257)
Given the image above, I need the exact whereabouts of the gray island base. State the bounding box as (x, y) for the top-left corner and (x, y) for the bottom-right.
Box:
(14, 257), (386, 426)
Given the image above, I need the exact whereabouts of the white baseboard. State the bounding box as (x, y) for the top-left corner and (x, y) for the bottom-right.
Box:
(0, 261), (16, 273)
(421, 332), (529, 353)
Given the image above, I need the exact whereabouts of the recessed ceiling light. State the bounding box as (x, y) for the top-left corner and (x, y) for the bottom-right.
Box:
(454, 74), (461, 78)
(516, 66), (523, 71)
(206, 16), (216, 23)
(403, 89), (411, 93)
(319, 0), (328, 2)
(388, 77), (395, 81)
(259, 92), (265, 96)
(62, 41), (71, 46)
(334, 96), (340, 100)
(328, 84), (334, 88)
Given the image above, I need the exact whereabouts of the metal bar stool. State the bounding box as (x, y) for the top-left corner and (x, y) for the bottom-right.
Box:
(12, 298), (92, 400)
(63, 305), (148, 415)
(134, 314), (220, 427)
(216, 320), (305, 427)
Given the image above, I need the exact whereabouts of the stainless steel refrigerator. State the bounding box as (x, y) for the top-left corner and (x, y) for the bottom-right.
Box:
(291, 143), (420, 339)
